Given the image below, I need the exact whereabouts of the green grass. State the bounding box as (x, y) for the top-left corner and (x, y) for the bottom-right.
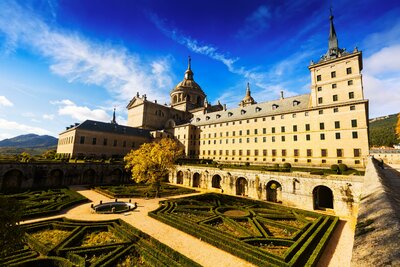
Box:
(369, 113), (399, 147)
(94, 183), (198, 198)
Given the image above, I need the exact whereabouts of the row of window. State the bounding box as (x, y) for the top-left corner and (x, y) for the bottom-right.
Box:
(317, 80), (354, 91)
(59, 136), (74, 145)
(79, 136), (137, 148)
(201, 157), (361, 165)
(198, 105), (357, 129)
(316, 67), (352, 81)
(201, 130), (360, 145)
(318, 92), (355, 104)
(202, 148), (361, 157)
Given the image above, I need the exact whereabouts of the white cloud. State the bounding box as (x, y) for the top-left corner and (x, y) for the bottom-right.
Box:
(43, 114), (55, 120)
(54, 99), (110, 122)
(0, 118), (52, 135)
(236, 5), (271, 39)
(0, 95), (13, 107)
(363, 45), (400, 118)
(22, 112), (35, 118)
(0, 1), (174, 104)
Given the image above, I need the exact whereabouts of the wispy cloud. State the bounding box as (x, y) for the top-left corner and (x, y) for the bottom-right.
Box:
(236, 5), (271, 39)
(52, 99), (110, 122)
(0, 1), (174, 105)
(43, 114), (55, 120)
(0, 118), (52, 136)
(0, 96), (13, 107)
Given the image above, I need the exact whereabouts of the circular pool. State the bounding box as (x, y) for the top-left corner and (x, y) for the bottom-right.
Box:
(92, 201), (137, 214)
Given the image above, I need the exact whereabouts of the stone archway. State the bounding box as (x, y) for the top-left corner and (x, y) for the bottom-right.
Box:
(266, 180), (282, 203)
(48, 169), (63, 187)
(313, 185), (334, 210)
(109, 168), (123, 184)
(176, 171), (183, 184)
(212, 174), (221, 188)
(82, 169), (96, 185)
(192, 173), (200, 188)
(236, 177), (248, 196)
(2, 169), (23, 191)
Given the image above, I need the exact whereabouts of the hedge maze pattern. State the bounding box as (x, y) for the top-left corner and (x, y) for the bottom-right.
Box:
(2, 188), (88, 219)
(1, 218), (201, 267)
(94, 183), (197, 198)
(150, 193), (339, 267)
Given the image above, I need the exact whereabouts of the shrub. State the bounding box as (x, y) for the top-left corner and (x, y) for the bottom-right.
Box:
(283, 163), (292, 169)
(330, 164), (339, 173)
(338, 163), (348, 173)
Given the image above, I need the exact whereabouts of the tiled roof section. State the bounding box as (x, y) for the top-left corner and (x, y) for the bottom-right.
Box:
(191, 94), (310, 125)
(63, 120), (152, 137)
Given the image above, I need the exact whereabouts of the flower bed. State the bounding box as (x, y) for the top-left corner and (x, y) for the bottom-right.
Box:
(149, 193), (338, 266)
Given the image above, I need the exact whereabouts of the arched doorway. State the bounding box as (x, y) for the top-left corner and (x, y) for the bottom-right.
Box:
(313, 186), (334, 210)
(108, 169), (122, 184)
(192, 173), (200, 187)
(176, 171), (183, 184)
(236, 177), (248, 196)
(212, 175), (221, 188)
(266, 180), (282, 203)
(48, 169), (63, 187)
(2, 169), (23, 191)
(82, 169), (96, 185)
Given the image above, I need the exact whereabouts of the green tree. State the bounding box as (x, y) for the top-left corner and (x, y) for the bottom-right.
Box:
(42, 149), (56, 159)
(124, 138), (184, 197)
(0, 196), (25, 257)
(18, 152), (32, 162)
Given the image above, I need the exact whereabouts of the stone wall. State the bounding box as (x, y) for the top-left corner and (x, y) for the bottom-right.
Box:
(351, 158), (400, 266)
(171, 165), (363, 217)
(0, 162), (130, 191)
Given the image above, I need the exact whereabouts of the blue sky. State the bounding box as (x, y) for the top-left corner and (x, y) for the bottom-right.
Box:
(0, 0), (399, 139)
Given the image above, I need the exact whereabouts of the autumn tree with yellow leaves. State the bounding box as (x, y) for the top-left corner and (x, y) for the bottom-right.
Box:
(124, 138), (184, 197)
(396, 113), (400, 142)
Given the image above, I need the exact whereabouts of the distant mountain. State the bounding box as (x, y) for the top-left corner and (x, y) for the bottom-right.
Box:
(369, 113), (399, 147)
(0, 134), (58, 155)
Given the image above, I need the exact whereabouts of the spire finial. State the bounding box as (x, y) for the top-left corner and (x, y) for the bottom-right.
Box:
(188, 55), (191, 70)
(184, 56), (194, 80)
(246, 82), (251, 96)
(111, 107), (117, 124)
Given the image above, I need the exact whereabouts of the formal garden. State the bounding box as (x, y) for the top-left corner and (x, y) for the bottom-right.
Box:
(149, 193), (339, 267)
(1, 188), (88, 219)
(1, 218), (200, 266)
(94, 183), (198, 198)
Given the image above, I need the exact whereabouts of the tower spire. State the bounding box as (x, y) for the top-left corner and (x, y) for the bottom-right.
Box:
(111, 108), (117, 124)
(184, 56), (194, 80)
(188, 55), (191, 70)
(328, 8), (339, 57)
(246, 82), (251, 96)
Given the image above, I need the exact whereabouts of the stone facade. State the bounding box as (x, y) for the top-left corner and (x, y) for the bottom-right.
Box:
(171, 165), (363, 217)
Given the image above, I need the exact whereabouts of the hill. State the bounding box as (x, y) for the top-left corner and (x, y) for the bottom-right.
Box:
(369, 113), (399, 147)
(0, 134), (58, 155)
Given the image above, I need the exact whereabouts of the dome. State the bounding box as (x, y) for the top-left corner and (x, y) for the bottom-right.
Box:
(170, 57), (205, 96)
(239, 83), (256, 107)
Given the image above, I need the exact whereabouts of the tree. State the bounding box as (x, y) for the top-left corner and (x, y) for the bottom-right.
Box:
(17, 152), (32, 162)
(396, 113), (400, 142)
(0, 196), (25, 257)
(42, 149), (56, 159)
(124, 138), (184, 197)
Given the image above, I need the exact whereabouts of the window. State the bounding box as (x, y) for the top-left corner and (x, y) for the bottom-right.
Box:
(352, 131), (358, 139)
(305, 111), (309, 116)
(232, 150), (236, 156)
(317, 86), (322, 91)
(307, 149), (312, 157)
(321, 149), (327, 157)
(293, 125), (297, 132)
(281, 126), (285, 133)
(226, 150), (229, 156)
(293, 135), (298, 141)
(332, 83), (337, 89)
(272, 149), (277, 156)
(320, 123), (325, 130)
(272, 104), (279, 110)
(349, 92), (354, 99)
(335, 121), (340, 128)
(123, 141), (126, 147)
(352, 119), (358, 127)
(232, 131), (235, 136)
(333, 94), (338, 101)
(239, 138), (242, 143)
(318, 97), (323, 104)
(281, 115), (284, 119)
(254, 137), (258, 143)
(354, 148), (361, 157)
(113, 140), (117, 146)
(335, 132), (341, 139)
(337, 149), (343, 157)
(246, 129), (250, 135)
(263, 128), (266, 134)
(219, 150), (222, 156)
(271, 116), (275, 120)
(281, 136), (285, 142)
(254, 129), (258, 134)
(80, 136), (85, 144)
(92, 138), (96, 145)
(263, 137), (266, 142)
(319, 110), (324, 115)
(246, 138), (250, 143)
(305, 124), (310, 131)
(263, 149), (267, 156)
(346, 67), (352, 74)
(317, 75), (321, 81)
(272, 127), (276, 133)
(239, 130), (242, 136)
(306, 134), (311, 141)
(334, 107), (339, 113)
(103, 138), (108, 146)
(247, 150), (251, 156)
(350, 105), (356, 111)
(348, 80), (353, 86)
(292, 113), (296, 118)
(282, 150), (286, 157)
(331, 71), (336, 78)
(320, 133), (325, 140)
(294, 149), (299, 157)
(239, 150), (243, 156)
(272, 136), (275, 142)
(254, 150), (259, 156)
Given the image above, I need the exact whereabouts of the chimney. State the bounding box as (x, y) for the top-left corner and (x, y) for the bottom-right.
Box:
(223, 104), (227, 111)
(155, 100), (157, 104)
(280, 91), (284, 100)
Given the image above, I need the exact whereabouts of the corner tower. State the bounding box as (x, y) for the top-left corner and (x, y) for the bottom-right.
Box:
(170, 56), (206, 112)
(309, 11), (364, 108)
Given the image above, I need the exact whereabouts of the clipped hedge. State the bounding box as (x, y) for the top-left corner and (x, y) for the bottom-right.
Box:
(149, 193), (338, 267)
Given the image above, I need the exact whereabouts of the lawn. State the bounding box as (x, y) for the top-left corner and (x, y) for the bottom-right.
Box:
(149, 193), (338, 266)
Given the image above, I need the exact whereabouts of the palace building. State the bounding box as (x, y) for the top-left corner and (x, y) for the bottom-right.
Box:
(57, 13), (369, 168)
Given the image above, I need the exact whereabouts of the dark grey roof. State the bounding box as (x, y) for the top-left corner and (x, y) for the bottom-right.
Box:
(63, 120), (152, 137)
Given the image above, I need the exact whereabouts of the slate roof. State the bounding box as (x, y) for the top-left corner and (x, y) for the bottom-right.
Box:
(191, 94), (311, 125)
(62, 120), (152, 137)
